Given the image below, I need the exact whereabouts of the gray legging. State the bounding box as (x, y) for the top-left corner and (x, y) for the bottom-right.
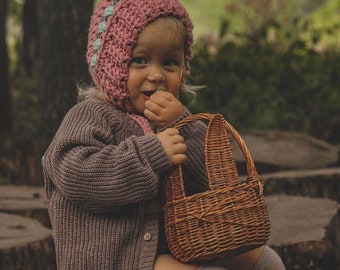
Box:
(197, 247), (286, 270)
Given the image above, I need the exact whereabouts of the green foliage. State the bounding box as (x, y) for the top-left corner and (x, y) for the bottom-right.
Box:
(8, 0), (23, 23)
(7, 0), (24, 72)
(189, 0), (340, 144)
(180, 0), (228, 38)
(302, 0), (340, 50)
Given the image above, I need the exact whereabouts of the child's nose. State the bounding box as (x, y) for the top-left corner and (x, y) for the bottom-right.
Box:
(147, 66), (165, 83)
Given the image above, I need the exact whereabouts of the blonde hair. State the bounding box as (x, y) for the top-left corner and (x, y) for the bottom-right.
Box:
(77, 85), (110, 103)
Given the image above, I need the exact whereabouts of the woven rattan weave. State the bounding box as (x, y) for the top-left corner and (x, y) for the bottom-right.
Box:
(164, 113), (270, 263)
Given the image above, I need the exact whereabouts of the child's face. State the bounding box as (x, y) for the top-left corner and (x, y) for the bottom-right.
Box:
(127, 18), (185, 114)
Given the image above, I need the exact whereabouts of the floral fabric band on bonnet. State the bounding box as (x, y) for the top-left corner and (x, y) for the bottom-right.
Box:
(86, 0), (194, 113)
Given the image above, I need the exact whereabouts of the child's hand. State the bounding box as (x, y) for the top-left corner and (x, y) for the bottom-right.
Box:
(144, 91), (184, 128)
(156, 128), (187, 165)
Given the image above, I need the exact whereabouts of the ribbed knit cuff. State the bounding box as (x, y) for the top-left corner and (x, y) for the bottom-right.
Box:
(136, 134), (173, 174)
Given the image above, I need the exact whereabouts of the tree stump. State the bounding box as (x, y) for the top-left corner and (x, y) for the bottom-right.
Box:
(0, 185), (50, 228)
(232, 130), (339, 174)
(266, 194), (340, 270)
(262, 167), (340, 203)
(0, 213), (56, 270)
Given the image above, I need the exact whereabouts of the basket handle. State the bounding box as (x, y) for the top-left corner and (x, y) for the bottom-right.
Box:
(166, 113), (262, 201)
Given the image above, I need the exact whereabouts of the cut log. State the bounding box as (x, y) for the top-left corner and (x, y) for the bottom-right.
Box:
(262, 167), (340, 203)
(232, 130), (339, 174)
(266, 194), (340, 270)
(0, 212), (55, 270)
(0, 185), (50, 228)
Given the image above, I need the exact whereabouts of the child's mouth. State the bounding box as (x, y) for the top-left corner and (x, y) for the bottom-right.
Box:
(143, 91), (156, 97)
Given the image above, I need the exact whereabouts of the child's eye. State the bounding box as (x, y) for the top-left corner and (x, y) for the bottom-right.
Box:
(131, 57), (146, 65)
(164, 59), (179, 67)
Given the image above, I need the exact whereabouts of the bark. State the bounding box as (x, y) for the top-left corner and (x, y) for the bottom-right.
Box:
(38, 0), (94, 150)
(21, 0), (39, 76)
(0, 0), (11, 138)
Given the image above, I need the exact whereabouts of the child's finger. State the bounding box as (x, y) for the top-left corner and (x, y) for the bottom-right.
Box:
(150, 91), (174, 107)
(144, 108), (158, 121)
(163, 128), (180, 136)
(145, 99), (162, 114)
(171, 153), (187, 165)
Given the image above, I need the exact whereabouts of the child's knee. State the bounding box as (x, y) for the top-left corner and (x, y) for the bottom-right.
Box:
(252, 246), (285, 270)
(154, 255), (199, 270)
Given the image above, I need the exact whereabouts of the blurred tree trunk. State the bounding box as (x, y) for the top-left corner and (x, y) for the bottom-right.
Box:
(21, 0), (39, 77)
(0, 0), (11, 139)
(38, 0), (94, 151)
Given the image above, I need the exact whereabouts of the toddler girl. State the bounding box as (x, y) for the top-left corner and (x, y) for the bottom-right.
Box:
(42, 0), (285, 269)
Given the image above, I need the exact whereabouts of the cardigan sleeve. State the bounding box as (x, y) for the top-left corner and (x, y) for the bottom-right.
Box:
(43, 100), (173, 213)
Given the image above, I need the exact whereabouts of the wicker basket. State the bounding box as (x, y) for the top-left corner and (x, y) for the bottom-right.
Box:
(164, 113), (270, 263)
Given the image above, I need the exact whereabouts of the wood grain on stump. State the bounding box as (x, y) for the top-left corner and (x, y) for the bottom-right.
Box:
(0, 185), (50, 228)
(266, 194), (339, 269)
(232, 130), (339, 174)
(0, 212), (55, 270)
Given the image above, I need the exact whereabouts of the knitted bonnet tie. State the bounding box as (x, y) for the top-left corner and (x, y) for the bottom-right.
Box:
(86, 0), (194, 134)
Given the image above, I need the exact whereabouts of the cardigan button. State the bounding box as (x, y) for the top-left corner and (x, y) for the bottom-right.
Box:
(143, 233), (152, 241)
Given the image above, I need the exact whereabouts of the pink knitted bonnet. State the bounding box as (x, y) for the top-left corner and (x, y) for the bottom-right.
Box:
(86, 0), (194, 112)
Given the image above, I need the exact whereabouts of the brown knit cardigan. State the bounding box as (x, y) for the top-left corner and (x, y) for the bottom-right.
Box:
(42, 99), (208, 269)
